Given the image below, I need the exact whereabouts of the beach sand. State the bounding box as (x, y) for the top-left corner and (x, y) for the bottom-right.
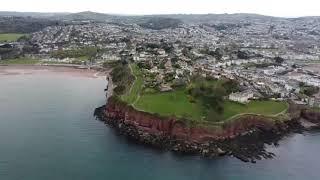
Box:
(0, 65), (107, 78)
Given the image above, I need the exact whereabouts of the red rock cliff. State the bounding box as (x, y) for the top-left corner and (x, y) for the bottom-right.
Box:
(104, 98), (279, 143)
(301, 109), (320, 124)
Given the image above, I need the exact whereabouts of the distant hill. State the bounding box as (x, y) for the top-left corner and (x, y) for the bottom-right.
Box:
(0, 11), (69, 18)
(2, 11), (320, 33)
(53, 12), (285, 25)
(139, 17), (183, 30)
(54, 11), (116, 21)
(154, 13), (279, 24)
(52, 11), (184, 30)
(0, 16), (63, 33)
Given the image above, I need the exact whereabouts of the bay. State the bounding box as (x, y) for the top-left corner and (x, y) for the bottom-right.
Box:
(0, 70), (319, 180)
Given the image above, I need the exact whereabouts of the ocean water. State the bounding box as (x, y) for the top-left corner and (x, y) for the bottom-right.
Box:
(0, 72), (319, 180)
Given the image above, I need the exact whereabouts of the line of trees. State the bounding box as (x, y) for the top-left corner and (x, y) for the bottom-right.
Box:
(51, 47), (98, 60)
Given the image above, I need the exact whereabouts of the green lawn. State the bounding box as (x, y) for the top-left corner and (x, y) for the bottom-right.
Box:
(77, 56), (89, 61)
(135, 89), (206, 120)
(134, 89), (288, 122)
(41, 61), (68, 64)
(0, 58), (40, 65)
(0, 33), (26, 42)
(223, 100), (288, 120)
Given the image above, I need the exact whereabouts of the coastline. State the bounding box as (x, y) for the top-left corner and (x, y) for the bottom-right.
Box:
(0, 64), (109, 78)
(3, 64), (319, 163)
(95, 74), (320, 163)
(95, 98), (302, 163)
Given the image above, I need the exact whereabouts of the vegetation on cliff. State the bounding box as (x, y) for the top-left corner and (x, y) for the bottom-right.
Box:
(121, 64), (144, 104)
(109, 61), (135, 96)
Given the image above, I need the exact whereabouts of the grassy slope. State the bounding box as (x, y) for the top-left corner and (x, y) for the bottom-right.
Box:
(121, 64), (144, 104)
(135, 89), (205, 120)
(0, 58), (40, 64)
(223, 100), (288, 120)
(0, 33), (25, 42)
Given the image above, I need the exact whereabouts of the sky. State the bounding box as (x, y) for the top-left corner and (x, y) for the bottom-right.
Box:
(1, 0), (320, 17)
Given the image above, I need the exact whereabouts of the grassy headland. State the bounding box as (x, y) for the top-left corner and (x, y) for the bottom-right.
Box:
(110, 63), (288, 123)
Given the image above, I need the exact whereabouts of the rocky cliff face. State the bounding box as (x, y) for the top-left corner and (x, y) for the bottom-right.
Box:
(301, 109), (320, 124)
(104, 97), (287, 142)
(94, 97), (302, 162)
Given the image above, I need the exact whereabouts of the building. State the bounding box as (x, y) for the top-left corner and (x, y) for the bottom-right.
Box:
(229, 90), (254, 103)
(308, 97), (320, 107)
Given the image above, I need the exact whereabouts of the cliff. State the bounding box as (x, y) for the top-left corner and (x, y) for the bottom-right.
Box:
(301, 109), (320, 124)
(104, 97), (283, 142)
(95, 97), (304, 162)
(95, 72), (320, 162)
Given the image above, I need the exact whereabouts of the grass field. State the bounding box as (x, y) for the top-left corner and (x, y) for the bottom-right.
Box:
(0, 33), (26, 42)
(135, 89), (206, 120)
(222, 100), (288, 120)
(0, 58), (40, 65)
(134, 89), (288, 121)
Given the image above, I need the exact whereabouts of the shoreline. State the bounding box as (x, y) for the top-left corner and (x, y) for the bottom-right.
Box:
(4, 64), (319, 163)
(96, 74), (320, 163)
(0, 64), (110, 78)
(95, 99), (320, 163)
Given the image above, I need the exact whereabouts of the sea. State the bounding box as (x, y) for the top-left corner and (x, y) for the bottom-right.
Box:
(0, 69), (319, 180)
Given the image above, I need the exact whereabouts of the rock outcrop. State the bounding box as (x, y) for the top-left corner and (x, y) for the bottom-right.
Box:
(94, 97), (303, 162)
(301, 109), (320, 124)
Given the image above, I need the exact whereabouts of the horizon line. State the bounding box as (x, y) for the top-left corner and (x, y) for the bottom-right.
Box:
(0, 10), (319, 18)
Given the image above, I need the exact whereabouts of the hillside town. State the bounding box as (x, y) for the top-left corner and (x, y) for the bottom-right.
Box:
(2, 14), (320, 107)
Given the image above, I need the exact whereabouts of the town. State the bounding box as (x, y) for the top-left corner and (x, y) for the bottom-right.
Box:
(1, 12), (320, 112)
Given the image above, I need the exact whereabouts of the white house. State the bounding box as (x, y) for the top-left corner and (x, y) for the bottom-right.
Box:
(229, 90), (254, 103)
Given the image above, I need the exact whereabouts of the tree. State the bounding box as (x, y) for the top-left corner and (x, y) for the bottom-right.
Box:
(274, 56), (284, 64)
(214, 48), (223, 60)
(114, 85), (126, 95)
(301, 86), (319, 96)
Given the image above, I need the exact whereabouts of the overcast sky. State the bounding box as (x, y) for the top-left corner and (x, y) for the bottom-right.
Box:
(1, 0), (320, 17)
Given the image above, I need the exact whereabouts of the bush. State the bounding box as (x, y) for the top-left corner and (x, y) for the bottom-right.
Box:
(114, 85), (126, 95)
(301, 86), (319, 96)
(51, 47), (98, 59)
(110, 63), (135, 95)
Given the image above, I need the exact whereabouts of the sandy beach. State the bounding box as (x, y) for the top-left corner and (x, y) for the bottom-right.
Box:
(0, 65), (108, 78)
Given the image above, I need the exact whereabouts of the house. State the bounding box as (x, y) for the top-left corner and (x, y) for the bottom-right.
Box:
(308, 97), (320, 107)
(229, 90), (254, 103)
(102, 53), (121, 61)
(160, 84), (173, 92)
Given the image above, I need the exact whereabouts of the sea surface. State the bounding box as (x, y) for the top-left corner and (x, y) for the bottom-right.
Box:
(0, 71), (319, 180)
